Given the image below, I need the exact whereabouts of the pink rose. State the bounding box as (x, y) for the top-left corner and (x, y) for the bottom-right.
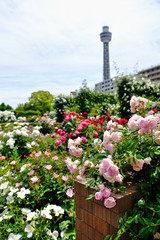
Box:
(55, 140), (62, 146)
(65, 115), (72, 121)
(62, 175), (69, 181)
(103, 130), (111, 144)
(104, 142), (115, 155)
(148, 119), (157, 129)
(10, 160), (17, 165)
(54, 173), (59, 178)
(16, 182), (22, 188)
(35, 151), (42, 157)
(27, 170), (35, 176)
(74, 130), (80, 135)
(132, 159), (144, 171)
(144, 157), (152, 165)
(68, 139), (74, 148)
(69, 146), (77, 156)
(61, 136), (66, 142)
(102, 188), (111, 198)
(107, 165), (119, 176)
(66, 188), (74, 198)
(94, 132), (99, 138)
(104, 197), (116, 208)
(45, 151), (50, 157)
(99, 184), (105, 191)
(52, 156), (58, 160)
(81, 121), (88, 127)
(81, 137), (87, 143)
(115, 174), (124, 183)
(45, 165), (52, 170)
(74, 137), (82, 145)
(99, 157), (113, 175)
(103, 172), (116, 183)
(31, 176), (39, 183)
(95, 191), (103, 200)
(128, 120), (139, 131)
(77, 124), (83, 131)
(75, 148), (83, 157)
(138, 118), (149, 128)
(111, 132), (122, 143)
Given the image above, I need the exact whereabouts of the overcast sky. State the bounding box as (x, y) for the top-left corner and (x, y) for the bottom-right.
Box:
(0, 0), (160, 108)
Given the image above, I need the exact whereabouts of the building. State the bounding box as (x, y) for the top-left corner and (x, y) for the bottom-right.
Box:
(95, 26), (115, 92)
(138, 65), (160, 82)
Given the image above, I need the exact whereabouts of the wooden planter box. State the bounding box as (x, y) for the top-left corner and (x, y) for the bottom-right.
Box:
(75, 180), (141, 240)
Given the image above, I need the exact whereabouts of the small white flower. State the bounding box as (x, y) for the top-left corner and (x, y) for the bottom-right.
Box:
(26, 143), (32, 148)
(0, 181), (9, 189)
(46, 229), (59, 240)
(24, 221), (35, 238)
(53, 206), (64, 216)
(60, 231), (69, 239)
(21, 208), (31, 215)
(26, 211), (38, 221)
(41, 209), (52, 219)
(32, 129), (40, 136)
(8, 233), (22, 240)
(17, 191), (25, 199)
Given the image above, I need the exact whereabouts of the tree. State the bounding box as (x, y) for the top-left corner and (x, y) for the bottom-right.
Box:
(27, 90), (54, 115)
(0, 102), (13, 111)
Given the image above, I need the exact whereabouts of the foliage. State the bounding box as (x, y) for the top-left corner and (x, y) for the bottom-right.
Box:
(0, 102), (13, 111)
(25, 90), (54, 115)
(15, 110), (41, 119)
(74, 80), (93, 114)
(53, 95), (67, 123)
(116, 74), (160, 119)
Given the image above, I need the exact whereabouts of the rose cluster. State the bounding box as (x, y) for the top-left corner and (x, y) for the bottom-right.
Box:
(68, 137), (83, 157)
(95, 184), (116, 209)
(99, 156), (123, 183)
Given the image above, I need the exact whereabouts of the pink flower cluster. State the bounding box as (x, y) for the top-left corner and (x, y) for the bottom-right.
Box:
(95, 184), (116, 208)
(99, 156), (123, 183)
(128, 114), (158, 135)
(66, 188), (74, 198)
(64, 157), (79, 174)
(103, 130), (122, 155)
(127, 155), (152, 171)
(77, 119), (90, 132)
(130, 96), (148, 113)
(68, 137), (83, 157)
(107, 120), (122, 133)
(57, 128), (66, 136)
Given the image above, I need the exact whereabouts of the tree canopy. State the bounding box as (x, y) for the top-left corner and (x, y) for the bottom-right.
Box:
(26, 90), (54, 115)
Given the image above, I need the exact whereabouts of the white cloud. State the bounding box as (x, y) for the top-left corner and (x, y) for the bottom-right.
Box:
(0, 0), (160, 108)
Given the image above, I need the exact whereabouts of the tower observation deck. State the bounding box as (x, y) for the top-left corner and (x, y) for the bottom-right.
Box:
(100, 26), (112, 81)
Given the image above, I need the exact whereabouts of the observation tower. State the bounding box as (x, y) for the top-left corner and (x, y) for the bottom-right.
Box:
(100, 26), (112, 81)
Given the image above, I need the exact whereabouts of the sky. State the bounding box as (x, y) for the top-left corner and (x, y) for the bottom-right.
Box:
(0, 0), (160, 108)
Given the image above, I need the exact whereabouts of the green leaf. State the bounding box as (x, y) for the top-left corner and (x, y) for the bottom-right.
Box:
(119, 217), (123, 225)
(102, 235), (112, 240)
(86, 194), (95, 200)
(154, 150), (160, 155)
(136, 154), (143, 159)
(134, 215), (139, 224)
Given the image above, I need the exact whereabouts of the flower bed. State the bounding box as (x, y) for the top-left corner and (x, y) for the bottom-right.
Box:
(0, 96), (160, 239)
